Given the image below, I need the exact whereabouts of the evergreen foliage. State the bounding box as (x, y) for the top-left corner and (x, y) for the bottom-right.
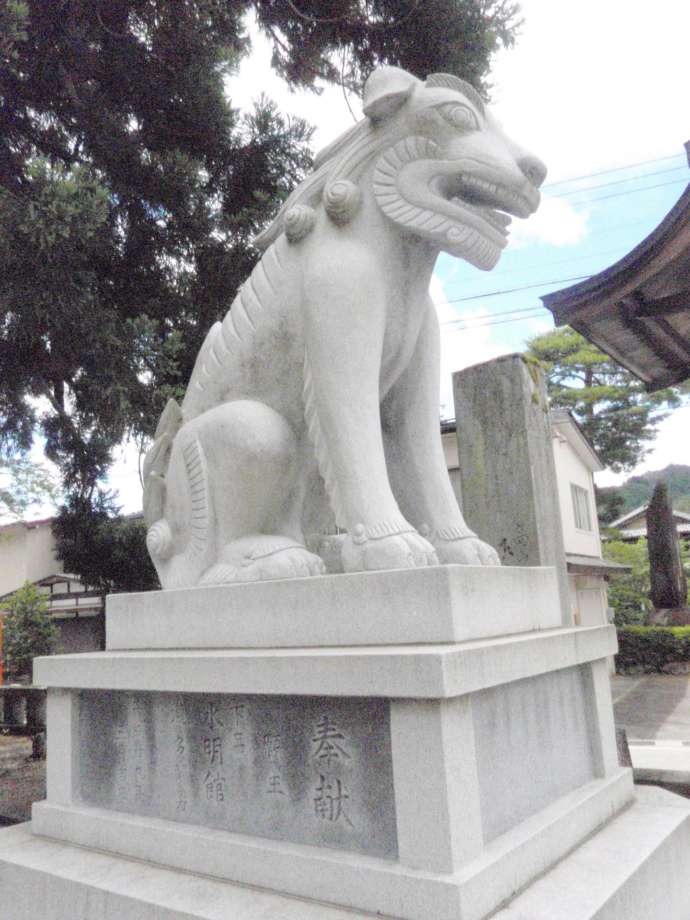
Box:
(616, 626), (690, 674)
(0, 1), (313, 498)
(647, 481), (688, 610)
(527, 327), (682, 472)
(52, 493), (159, 593)
(250, 0), (521, 94)
(604, 537), (690, 626)
(603, 538), (653, 625)
(1, 1), (520, 588)
(1, 581), (60, 680)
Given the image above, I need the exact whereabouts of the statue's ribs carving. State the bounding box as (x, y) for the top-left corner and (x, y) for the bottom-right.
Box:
(182, 437), (210, 558)
(303, 352), (346, 530)
(183, 237), (288, 419)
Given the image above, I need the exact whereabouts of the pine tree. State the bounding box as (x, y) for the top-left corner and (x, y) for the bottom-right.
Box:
(527, 327), (682, 472)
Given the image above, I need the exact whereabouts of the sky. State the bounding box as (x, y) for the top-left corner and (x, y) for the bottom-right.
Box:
(13, 0), (690, 518)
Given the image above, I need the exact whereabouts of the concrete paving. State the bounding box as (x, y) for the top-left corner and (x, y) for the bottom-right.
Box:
(612, 674), (690, 790)
(612, 674), (690, 741)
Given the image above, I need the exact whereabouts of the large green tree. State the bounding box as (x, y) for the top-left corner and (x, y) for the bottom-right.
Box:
(1, 0), (520, 589)
(0, 0), (314, 499)
(1, 0), (520, 494)
(527, 327), (683, 472)
(251, 0), (521, 94)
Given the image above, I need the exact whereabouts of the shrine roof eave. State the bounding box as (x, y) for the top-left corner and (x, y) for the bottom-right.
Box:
(541, 181), (690, 391)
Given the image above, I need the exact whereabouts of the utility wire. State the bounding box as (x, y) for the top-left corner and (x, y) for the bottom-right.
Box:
(443, 309), (548, 331)
(443, 242), (631, 291)
(441, 303), (550, 325)
(443, 209), (679, 291)
(430, 161), (688, 327)
(435, 274), (590, 308)
(562, 177), (688, 207)
(542, 153), (686, 190)
(544, 165), (688, 199)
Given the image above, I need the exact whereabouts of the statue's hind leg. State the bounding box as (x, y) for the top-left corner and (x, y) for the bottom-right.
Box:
(189, 400), (325, 585)
(148, 399), (325, 588)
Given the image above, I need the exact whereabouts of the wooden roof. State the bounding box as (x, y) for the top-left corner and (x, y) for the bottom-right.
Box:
(542, 171), (690, 392)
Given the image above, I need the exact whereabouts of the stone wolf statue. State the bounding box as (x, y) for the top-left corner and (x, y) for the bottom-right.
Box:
(144, 66), (546, 588)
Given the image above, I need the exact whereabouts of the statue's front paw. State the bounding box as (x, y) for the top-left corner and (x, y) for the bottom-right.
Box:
(341, 524), (439, 573)
(433, 534), (500, 566)
(200, 535), (326, 585)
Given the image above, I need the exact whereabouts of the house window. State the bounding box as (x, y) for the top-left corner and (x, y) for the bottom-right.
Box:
(571, 484), (592, 531)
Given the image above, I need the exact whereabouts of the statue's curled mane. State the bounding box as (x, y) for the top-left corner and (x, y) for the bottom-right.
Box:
(253, 72), (487, 251)
(254, 118), (389, 250)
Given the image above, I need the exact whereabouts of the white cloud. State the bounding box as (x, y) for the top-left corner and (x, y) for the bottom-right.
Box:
(510, 196), (590, 248)
(490, 0), (690, 183)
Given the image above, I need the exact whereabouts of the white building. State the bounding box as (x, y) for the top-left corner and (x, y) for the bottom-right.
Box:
(608, 504), (690, 544)
(443, 410), (627, 628)
(0, 519), (104, 658)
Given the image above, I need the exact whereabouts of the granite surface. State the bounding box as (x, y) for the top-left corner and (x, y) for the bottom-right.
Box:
(77, 690), (397, 858)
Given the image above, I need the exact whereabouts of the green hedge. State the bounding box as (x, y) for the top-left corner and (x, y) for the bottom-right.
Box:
(616, 626), (690, 674)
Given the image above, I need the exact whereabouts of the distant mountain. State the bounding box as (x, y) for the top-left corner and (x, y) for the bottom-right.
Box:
(598, 464), (690, 524)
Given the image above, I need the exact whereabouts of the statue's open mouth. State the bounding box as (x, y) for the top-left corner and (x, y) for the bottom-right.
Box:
(376, 148), (538, 267)
(432, 170), (538, 246)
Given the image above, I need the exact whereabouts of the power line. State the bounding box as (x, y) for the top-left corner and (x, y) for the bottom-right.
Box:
(542, 152), (686, 190)
(442, 210), (678, 291)
(435, 274), (590, 308)
(441, 302), (550, 325)
(545, 165), (688, 200)
(443, 308), (548, 331)
(564, 177), (688, 207)
(443, 242), (631, 291)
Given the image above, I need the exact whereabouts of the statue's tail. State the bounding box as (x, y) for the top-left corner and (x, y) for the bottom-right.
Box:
(143, 400), (214, 589)
(143, 399), (182, 528)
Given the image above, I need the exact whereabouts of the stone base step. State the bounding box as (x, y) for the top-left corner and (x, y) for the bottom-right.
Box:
(494, 785), (690, 919)
(0, 822), (369, 920)
(1, 786), (689, 920)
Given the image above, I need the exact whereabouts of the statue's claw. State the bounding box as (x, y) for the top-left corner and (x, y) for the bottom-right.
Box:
(433, 534), (500, 566)
(199, 535), (326, 585)
(341, 528), (438, 573)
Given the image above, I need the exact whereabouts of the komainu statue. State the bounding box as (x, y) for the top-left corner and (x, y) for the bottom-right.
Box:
(144, 66), (546, 588)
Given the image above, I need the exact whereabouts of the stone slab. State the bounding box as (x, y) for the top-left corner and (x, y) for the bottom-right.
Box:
(76, 690), (396, 859)
(31, 769), (633, 920)
(473, 666), (597, 842)
(34, 625), (617, 699)
(628, 740), (690, 786)
(0, 823), (373, 920)
(493, 785), (690, 919)
(7, 781), (684, 920)
(105, 565), (561, 651)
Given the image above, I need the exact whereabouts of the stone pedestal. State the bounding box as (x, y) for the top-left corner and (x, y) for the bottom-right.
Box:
(2, 566), (690, 919)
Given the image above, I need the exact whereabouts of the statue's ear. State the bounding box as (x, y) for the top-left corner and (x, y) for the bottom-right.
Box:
(362, 67), (418, 122)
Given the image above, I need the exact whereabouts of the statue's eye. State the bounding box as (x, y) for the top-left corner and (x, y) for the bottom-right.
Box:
(437, 103), (479, 132)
